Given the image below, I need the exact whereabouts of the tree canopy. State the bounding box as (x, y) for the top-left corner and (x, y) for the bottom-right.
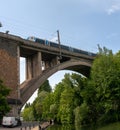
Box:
(22, 47), (120, 126)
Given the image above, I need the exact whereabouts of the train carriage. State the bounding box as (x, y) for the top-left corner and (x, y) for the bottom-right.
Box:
(27, 36), (96, 57)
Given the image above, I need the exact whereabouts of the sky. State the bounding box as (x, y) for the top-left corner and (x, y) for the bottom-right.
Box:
(0, 0), (120, 102)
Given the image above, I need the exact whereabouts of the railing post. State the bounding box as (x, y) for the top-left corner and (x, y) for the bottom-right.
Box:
(29, 125), (31, 130)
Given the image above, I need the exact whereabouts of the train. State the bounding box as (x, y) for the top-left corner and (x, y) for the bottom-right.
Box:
(27, 36), (96, 57)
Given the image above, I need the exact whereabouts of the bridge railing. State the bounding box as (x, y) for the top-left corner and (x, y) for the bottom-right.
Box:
(20, 121), (39, 130)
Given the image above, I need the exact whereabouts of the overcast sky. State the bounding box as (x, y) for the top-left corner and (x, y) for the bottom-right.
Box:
(1, 0), (120, 102)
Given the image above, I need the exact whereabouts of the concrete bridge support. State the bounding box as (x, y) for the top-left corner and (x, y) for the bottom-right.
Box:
(26, 52), (42, 79)
(44, 56), (60, 69)
(0, 37), (21, 117)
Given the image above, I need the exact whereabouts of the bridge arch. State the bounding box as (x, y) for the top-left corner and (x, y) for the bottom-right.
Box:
(44, 60), (91, 78)
(20, 60), (92, 106)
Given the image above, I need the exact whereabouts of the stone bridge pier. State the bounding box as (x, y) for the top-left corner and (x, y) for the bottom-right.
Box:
(26, 52), (42, 79)
(0, 34), (21, 116)
(26, 52), (59, 80)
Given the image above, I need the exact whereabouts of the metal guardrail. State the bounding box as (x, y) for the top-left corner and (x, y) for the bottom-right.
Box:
(20, 121), (39, 130)
(20, 121), (50, 130)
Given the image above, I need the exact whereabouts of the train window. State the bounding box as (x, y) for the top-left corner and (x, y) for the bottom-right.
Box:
(69, 47), (73, 52)
(36, 38), (45, 44)
(88, 52), (92, 56)
(45, 40), (50, 45)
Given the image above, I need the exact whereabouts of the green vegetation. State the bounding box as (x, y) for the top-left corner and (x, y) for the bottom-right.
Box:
(22, 47), (120, 126)
(22, 80), (52, 121)
(0, 80), (11, 122)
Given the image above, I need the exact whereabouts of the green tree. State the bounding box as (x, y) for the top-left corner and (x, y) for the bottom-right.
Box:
(22, 107), (34, 121)
(0, 80), (10, 121)
(38, 80), (52, 93)
(71, 73), (86, 107)
(74, 103), (89, 126)
(58, 88), (75, 124)
(42, 93), (54, 120)
(46, 82), (65, 122)
(50, 103), (58, 120)
(24, 102), (31, 108)
(33, 91), (49, 121)
(53, 82), (65, 104)
(50, 73), (86, 124)
(80, 80), (98, 124)
(58, 73), (87, 124)
(90, 47), (120, 123)
(22, 80), (52, 121)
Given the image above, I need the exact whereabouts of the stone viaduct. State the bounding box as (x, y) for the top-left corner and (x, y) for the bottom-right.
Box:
(0, 32), (96, 116)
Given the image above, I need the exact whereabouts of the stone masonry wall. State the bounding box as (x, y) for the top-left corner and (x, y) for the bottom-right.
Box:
(0, 38), (18, 99)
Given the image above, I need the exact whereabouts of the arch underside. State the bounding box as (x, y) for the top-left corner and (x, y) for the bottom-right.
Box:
(63, 65), (90, 77)
(20, 60), (92, 106)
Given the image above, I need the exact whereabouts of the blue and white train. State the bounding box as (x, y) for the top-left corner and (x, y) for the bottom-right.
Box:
(27, 36), (96, 57)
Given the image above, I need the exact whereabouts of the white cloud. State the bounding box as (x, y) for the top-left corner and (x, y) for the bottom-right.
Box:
(107, 3), (120, 15)
(79, 0), (120, 15)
